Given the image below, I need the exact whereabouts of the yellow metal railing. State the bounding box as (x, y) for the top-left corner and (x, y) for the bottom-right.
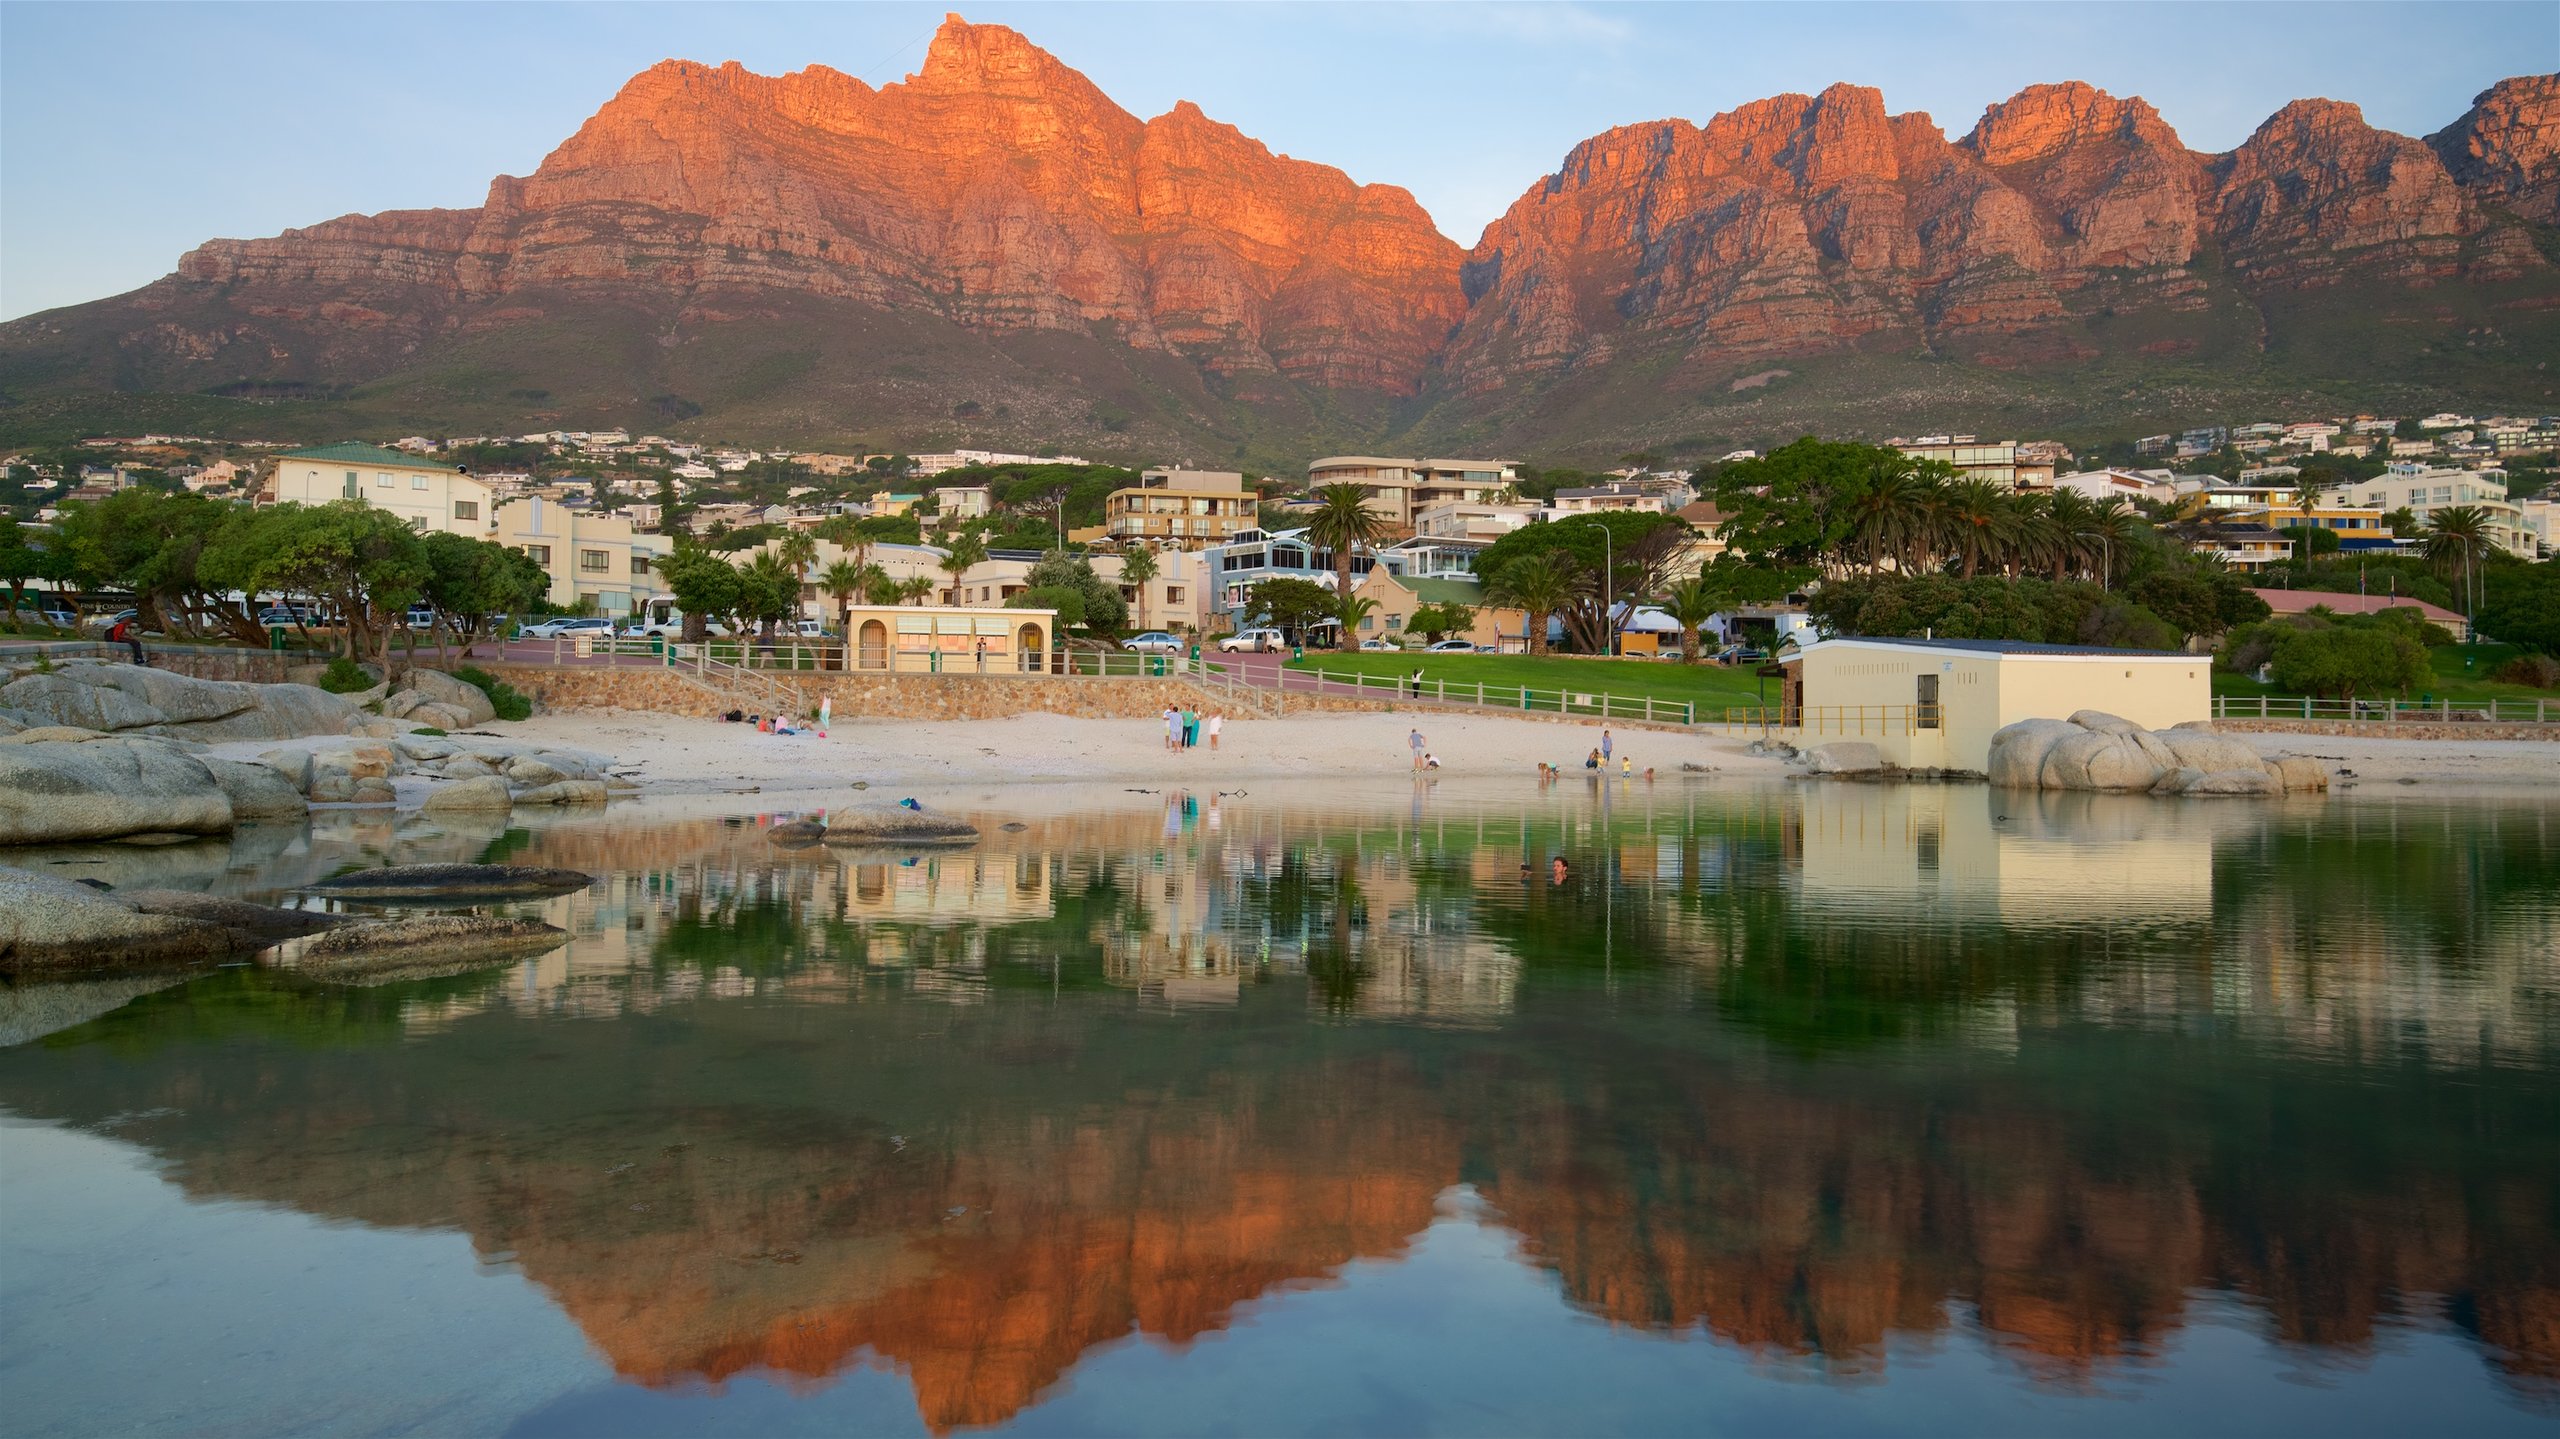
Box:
(1721, 704), (1921, 737)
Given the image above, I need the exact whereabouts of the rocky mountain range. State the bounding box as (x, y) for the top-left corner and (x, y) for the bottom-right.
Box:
(2, 18), (2553, 460)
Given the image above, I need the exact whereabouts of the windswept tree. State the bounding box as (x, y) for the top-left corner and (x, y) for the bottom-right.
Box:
(202, 501), (429, 664)
(419, 530), (548, 660)
(659, 542), (745, 643)
(1305, 483), (1389, 598)
(739, 550), (802, 637)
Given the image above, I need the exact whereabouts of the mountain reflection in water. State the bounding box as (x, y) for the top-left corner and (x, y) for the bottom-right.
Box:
(1, 782), (2554, 1433)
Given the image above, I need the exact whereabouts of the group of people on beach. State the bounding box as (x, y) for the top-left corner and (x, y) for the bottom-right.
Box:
(1163, 706), (1223, 751)
(1530, 728), (1653, 783)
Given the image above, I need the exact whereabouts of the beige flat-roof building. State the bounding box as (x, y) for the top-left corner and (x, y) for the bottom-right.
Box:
(841, 604), (1057, 674)
(1104, 469), (1254, 549)
(1307, 456), (1517, 533)
(1897, 438), (2020, 489)
(1776, 636), (2207, 773)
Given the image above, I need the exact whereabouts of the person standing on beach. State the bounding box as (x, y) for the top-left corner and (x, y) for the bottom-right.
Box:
(1410, 728), (1426, 771)
(1207, 712), (1224, 751)
(1164, 707), (1179, 751)
(1601, 729), (1613, 764)
(1182, 707), (1200, 749)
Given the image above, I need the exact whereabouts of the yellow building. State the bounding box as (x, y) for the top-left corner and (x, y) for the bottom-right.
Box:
(841, 604), (1057, 673)
(272, 442), (489, 530)
(487, 496), (667, 616)
(1776, 636), (2207, 773)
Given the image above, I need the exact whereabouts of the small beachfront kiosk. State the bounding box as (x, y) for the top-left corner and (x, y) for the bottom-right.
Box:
(1775, 637), (2208, 773)
(842, 604), (1056, 674)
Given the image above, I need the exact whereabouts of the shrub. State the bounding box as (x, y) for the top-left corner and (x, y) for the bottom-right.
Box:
(409, 726), (448, 737)
(2490, 654), (2560, 689)
(318, 657), (375, 694)
(451, 663), (534, 722)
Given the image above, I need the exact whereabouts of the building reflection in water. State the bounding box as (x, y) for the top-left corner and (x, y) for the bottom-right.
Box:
(0, 783), (2553, 1431)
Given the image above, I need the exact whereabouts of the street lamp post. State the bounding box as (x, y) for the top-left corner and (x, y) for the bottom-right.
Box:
(1596, 523), (1614, 657)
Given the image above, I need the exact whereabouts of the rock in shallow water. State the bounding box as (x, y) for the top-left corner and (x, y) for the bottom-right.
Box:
(117, 891), (350, 944)
(422, 775), (515, 811)
(302, 863), (595, 900)
(820, 806), (980, 848)
(269, 915), (569, 984)
(0, 867), (245, 974)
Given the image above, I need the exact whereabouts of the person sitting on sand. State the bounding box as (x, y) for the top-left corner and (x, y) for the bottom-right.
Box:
(1423, 752), (1441, 770)
(1584, 748), (1601, 770)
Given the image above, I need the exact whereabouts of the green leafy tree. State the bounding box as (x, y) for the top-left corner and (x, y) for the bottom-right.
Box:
(2424, 505), (2495, 624)
(2270, 624), (2429, 701)
(1006, 585), (1086, 629)
(1243, 576), (1335, 644)
(1407, 601), (1475, 643)
(818, 558), (877, 634)
(738, 551), (802, 638)
(1023, 550), (1126, 634)
(2476, 561), (2560, 655)
(659, 543), (746, 642)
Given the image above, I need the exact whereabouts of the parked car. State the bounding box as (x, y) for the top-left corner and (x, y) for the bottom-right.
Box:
(1424, 639), (1482, 653)
(403, 605), (437, 630)
(1714, 643), (1769, 665)
(519, 616), (616, 640)
(1121, 631), (1183, 654)
(1216, 628), (1286, 653)
(1357, 636), (1400, 652)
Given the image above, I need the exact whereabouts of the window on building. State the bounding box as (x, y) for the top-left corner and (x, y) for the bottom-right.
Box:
(411, 474), (429, 490)
(376, 473), (393, 487)
(630, 555), (652, 578)
(580, 549), (610, 573)
(524, 545), (552, 565)
(453, 500), (478, 521)
(343, 470), (360, 499)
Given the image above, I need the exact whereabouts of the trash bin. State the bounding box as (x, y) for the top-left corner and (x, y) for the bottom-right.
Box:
(1291, 645), (1304, 663)
(267, 625), (286, 652)
(1148, 654), (1167, 677)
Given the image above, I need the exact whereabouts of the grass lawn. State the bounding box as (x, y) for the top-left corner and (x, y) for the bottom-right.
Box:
(1269, 651), (1776, 721)
(2211, 642), (2556, 707)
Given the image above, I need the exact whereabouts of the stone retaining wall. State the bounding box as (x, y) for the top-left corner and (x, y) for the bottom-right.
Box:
(485, 662), (1696, 731)
(2211, 718), (2560, 742)
(146, 649), (298, 685)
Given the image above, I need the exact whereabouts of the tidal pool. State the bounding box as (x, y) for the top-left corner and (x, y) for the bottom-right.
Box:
(2, 780), (2556, 1436)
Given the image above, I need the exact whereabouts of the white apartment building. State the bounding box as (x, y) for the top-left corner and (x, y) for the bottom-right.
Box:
(1306, 455), (1517, 532)
(2352, 466), (2537, 558)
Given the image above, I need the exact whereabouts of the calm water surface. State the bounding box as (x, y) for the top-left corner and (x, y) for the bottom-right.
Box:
(2, 780), (2556, 1436)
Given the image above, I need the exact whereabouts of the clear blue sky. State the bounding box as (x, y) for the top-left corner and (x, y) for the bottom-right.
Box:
(3, 1), (2550, 320)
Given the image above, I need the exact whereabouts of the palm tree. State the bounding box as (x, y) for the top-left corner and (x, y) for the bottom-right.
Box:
(2041, 489), (2102, 581)
(1305, 483), (1389, 598)
(741, 550), (798, 640)
(819, 558), (871, 635)
(897, 575), (935, 607)
(1119, 543), (1159, 632)
(863, 570), (905, 607)
(1660, 576), (1727, 664)
(938, 533), (986, 605)
(2424, 505), (2494, 626)
(1330, 594), (1379, 650)
(1486, 551), (1584, 656)
(1847, 454), (1937, 572)
(1940, 478), (2018, 579)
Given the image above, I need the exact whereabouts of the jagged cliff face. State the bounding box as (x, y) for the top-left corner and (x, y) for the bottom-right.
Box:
(154, 16), (1467, 398)
(2430, 74), (2560, 225)
(0, 21), (2552, 451)
(1443, 76), (2557, 390)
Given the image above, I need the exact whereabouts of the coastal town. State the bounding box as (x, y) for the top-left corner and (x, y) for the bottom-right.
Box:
(3, 6), (2558, 1436)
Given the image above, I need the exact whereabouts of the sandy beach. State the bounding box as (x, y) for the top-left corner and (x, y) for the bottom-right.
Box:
(482, 708), (1790, 794)
(195, 708), (2560, 800)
